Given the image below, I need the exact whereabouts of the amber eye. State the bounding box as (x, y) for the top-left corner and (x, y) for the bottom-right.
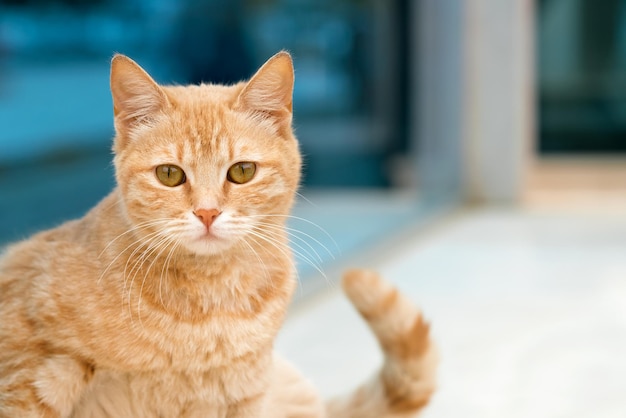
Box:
(156, 164), (186, 187)
(227, 162), (256, 184)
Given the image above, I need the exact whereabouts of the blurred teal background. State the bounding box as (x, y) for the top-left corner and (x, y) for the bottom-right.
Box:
(538, 0), (626, 153)
(1, 0), (626, 279)
(3, 2), (626, 414)
(0, 0), (413, 249)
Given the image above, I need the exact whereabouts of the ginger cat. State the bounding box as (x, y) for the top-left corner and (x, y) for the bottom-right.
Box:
(0, 52), (437, 417)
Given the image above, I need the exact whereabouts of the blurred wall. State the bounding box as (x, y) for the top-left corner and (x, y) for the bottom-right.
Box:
(0, 0), (416, 245)
(414, 0), (534, 204)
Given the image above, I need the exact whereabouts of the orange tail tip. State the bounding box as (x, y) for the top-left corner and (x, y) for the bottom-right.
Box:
(328, 269), (438, 418)
(341, 269), (395, 315)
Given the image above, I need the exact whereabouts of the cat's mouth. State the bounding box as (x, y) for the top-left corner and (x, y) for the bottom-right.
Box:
(195, 224), (236, 244)
(185, 232), (232, 256)
(195, 229), (222, 242)
(183, 214), (239, 254)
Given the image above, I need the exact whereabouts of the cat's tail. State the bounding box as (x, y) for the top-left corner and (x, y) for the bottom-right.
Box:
(326, 270), (437, 418)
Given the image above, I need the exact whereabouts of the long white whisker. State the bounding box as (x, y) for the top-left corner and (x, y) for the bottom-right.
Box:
(245, 229), (300, 279)
(255, 221), (335, 262)
(255, 225), (325, 272)
(124, 227), (179, 322)
(100, 227), (167, 286)
(98, 219), (187, 286)
(250, 227), (327, 280)
(122, 229), (169, 294)
(127, 231), (175, 324)
(295, 192), (318, 208)
(137, 232), (179, 323)
(159, 239), (182, 310)
(236, 239), (271, 283)
(283, 224), (336, 260)
(98, 219), (180, 259)
(247, 214), (340, 255)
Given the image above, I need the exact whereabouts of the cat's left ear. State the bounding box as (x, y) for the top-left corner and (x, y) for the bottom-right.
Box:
(110, 54), (170, 136)
(235, 51), (294, 123)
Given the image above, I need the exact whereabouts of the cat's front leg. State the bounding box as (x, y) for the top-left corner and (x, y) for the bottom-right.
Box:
(264, 356), (325, 418)
(224, 355), (325, 418)
(178, 393), (267, 418)
(225, 392), (269, 418)
(0, 354), (92, 418)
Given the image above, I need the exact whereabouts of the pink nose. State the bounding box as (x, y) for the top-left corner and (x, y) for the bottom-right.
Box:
(194, 208), (221, 229)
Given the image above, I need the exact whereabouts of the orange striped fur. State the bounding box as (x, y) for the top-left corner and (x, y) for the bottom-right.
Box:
(326, 270), (437, 418)
(0, 53), (436, 417)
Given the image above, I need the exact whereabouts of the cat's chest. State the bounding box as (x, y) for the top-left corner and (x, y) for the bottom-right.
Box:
(91, 261), (291, 371)
(74, 353), (272, 418)
(133, 283), (287, 369)
(135, 311), (276, 370)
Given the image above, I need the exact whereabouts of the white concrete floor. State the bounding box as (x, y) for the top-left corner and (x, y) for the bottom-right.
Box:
(276, 203), (626, 418)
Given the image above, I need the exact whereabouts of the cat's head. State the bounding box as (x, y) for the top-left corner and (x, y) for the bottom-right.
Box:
(110, 52), (301, 256)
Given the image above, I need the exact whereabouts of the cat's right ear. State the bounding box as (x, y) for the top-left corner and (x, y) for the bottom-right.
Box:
(110, 54), (169, 137)
(235, 51), (294, 125)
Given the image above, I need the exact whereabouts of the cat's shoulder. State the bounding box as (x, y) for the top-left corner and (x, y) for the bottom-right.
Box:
(0, 191), (120, 273)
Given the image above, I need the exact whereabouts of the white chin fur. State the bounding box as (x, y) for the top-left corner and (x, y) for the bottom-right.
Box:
(181, 216), (242, 256)
(182, 238), (234, 256)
